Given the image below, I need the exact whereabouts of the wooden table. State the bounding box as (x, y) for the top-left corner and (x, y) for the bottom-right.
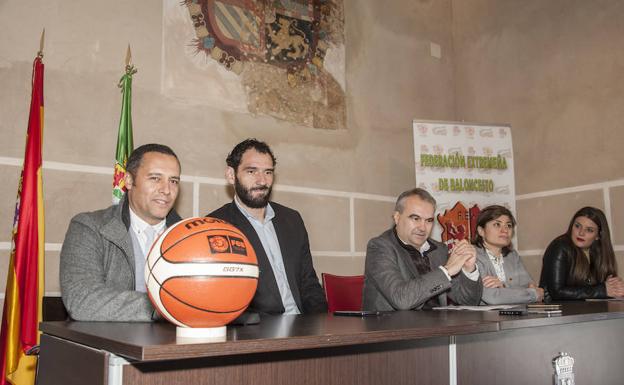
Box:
(37, 301), (624, 385)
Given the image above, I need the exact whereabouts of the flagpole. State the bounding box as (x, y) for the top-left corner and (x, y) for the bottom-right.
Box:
(38, 29), (45, 58)
(126, 44), (131, 68)
(0, 30), (46, 385)
(112, 44), (136, 204)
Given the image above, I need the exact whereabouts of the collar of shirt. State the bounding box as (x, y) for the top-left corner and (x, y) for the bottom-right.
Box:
(129, 207), (166, 237)
(395, 232), (430, 254)
(234, 195), (275, 225)
(485, 247), (503, 265)
(484, 247), (505, 283)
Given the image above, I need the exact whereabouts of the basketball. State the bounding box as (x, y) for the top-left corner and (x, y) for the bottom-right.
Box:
(145, 217), (259, 329)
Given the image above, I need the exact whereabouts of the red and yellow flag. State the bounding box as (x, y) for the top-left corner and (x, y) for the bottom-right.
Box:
(0, 54), (45, 385)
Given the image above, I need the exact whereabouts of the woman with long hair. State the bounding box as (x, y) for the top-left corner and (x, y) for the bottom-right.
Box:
(539, 206), (624, 301)
(473, 205), (543, 304)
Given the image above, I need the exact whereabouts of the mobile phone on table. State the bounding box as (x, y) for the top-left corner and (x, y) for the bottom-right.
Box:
(527, 309), (562, 316)
(333, 310), (381, 317)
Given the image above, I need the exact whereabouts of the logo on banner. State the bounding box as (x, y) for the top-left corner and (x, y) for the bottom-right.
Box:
(479, 127), (494, 138)
(437, 202), (481, 247)
(417, 124), (429, 137)
(433, 126), (448, 136)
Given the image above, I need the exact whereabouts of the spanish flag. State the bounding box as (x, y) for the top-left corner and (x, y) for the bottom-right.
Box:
(0, 54), (45, 385)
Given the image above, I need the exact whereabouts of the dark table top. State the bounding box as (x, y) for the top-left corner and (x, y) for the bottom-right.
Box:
(39, 301), (624, 362)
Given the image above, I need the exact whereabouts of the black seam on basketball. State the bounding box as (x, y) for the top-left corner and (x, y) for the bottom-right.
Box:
(146, 252), (168, 278)
(159, 228), (244, 255)
(158, 276), (254, 314)
(146, 260), (258, 284)
(193, 275), (258, 279)
(148, 291), (180, 325)
(148, 271), (258, 288)
(148, 230), (253, 275)
(156, 259), (259, 265)
(160, 274), (256, 284)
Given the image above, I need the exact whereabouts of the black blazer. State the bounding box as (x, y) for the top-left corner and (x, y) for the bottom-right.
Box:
(208, 201), (327, 314)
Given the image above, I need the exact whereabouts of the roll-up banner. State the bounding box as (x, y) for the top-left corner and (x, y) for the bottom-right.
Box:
(413, 120), (516, 246)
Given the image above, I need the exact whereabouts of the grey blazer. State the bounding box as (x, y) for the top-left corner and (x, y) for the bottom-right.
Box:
(60, 196), (181, 321)
(362, 229), (482, 311)
(476, 247), (538, 305)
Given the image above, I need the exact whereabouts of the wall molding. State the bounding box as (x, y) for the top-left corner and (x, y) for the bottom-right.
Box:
(2, 157), (623, 258)
(516, 178), (624, 251)
(516, 179), (624, 200)
(519, 245), (624, 258)
(0, 157), (396, 202)
(0, 292), (60, 301)
(0, 157), (394, 257)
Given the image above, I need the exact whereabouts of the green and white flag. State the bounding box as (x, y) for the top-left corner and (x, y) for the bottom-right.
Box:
(112, 50), (136, 204)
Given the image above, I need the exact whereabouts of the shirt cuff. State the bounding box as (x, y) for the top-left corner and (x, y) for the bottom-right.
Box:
(462, 265), (480, 281)
(438, 266), (452, 281)
(527, 287), (537, 302)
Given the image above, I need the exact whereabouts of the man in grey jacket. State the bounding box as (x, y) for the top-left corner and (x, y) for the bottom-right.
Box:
(362, 188), (482, 311)
(60, 144), (181, 321)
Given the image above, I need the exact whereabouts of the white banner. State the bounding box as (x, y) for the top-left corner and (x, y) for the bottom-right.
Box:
(413, 120), (516, 245)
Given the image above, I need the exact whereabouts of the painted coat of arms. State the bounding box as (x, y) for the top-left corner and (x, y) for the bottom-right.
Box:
(182, 0), (345, 129)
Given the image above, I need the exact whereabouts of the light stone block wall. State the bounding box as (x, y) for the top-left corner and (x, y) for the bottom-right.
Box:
(0, 0), (457, 305)
(516, 183), (624, 281)
(452, 0), (624, 281)
(2, 0), (624, 309)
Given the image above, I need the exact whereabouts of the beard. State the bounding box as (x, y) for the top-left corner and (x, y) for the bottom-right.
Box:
(234, 176), (272, 209)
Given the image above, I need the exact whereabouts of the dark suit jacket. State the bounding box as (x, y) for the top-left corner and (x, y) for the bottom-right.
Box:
(208, 201), (328, 314)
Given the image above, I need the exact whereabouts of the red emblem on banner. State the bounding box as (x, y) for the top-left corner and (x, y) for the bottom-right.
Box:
(437, 202), (481, 248)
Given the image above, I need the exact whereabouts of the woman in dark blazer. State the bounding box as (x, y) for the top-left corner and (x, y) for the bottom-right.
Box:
(473, 205), (543, 304)
(539, 207), (624, 301)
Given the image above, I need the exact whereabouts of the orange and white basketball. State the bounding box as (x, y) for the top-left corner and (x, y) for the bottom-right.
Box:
(145, 217), (258, 328)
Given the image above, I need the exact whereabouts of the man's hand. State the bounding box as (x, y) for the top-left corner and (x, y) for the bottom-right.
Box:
(444, 239), (475, 276)
(461, 243), (477, 273)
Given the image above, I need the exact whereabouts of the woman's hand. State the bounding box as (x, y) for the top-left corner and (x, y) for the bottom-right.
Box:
(529, 283), (544, 302)
(482, 275), (504, 288)
(606, 275), (624, 298)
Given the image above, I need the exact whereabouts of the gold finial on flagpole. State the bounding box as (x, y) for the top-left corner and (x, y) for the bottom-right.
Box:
(125, 44), (135, 74)
(125, 44), (132, 67)
(122, 44), (137, 79)
(38, 29), (45, 58)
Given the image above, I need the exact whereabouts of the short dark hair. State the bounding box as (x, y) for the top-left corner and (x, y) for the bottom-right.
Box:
(473, 205), (516, 256)
(226, 138), (276, 170)
(126, 143), (180, 177)
(394, 188), (437, 213)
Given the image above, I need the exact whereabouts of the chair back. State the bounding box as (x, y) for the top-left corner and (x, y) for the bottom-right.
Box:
(321, 273), (365, 312)
(43, 296), (68, 321)
(33, 297), (68, 385)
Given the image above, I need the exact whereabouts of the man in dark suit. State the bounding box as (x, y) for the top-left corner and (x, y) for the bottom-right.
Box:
(362, 188), (482, 311)
(208, 139), (327, 315)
